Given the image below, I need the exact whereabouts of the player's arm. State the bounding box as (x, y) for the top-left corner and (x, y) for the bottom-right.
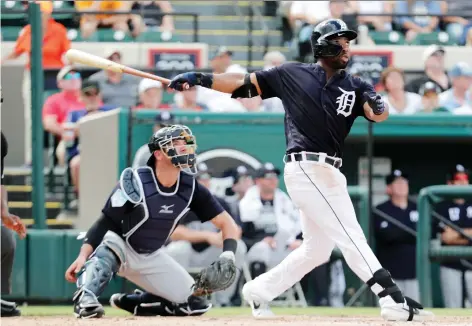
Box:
(168, 66), (281, 100)
(441, 226), (470, 245)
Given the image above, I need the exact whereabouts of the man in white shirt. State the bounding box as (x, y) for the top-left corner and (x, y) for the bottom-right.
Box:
(439, 62), (472, 112)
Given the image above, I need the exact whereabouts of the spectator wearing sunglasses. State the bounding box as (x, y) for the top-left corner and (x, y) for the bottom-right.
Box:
(42, 66), (85, 166)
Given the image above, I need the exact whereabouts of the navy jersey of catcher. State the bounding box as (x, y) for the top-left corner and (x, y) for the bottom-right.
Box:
(255, 63), (376, 157)
(101, 168), (224, 254)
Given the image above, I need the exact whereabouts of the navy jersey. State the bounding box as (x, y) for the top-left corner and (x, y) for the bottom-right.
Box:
(434, 200), (472, 271)
(1, 132), (7, 185)
(101, 171), (224, 253)
(255, 63), (375, 158)
(374, 200), (418, 280)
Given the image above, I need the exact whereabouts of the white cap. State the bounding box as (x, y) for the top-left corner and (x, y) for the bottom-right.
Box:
(139, 78), (162, 94)
(422, 45), (445, 64)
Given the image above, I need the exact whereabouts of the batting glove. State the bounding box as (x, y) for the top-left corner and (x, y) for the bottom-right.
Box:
(168, 72), (213, 91)
(363, 92), (385, 115)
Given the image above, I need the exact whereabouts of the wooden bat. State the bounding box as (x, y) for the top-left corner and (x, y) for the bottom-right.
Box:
(65, 49), (172, 85)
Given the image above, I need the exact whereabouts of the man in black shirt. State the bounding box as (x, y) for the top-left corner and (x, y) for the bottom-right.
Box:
(64, 125), (240, 318)
(434, 164), (472, 308)
(374, 170), (419, 301)
(1, 132), (27, 317)
(169, 18), (432, 321)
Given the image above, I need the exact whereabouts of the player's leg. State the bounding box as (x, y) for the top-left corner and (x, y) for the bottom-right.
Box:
(0, 226), (20, 317)
(73, 232), (122, 318)
(465, 270), (472, 307)
(328, 259), (346, 307)
(395, 279), (420, 302)
(242, 209), (335, 316)
(283, 162), (433, 321)
(440, 266), (463, 307)
(164, 240), (193, 269)
(111, 249), (211, 317)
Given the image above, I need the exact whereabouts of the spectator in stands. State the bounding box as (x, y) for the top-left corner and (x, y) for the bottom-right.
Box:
(88, 48), (139, 108)
(374, 170), (420, 301)
(406, 45), (451, 94)
(131, 1), (174, 38)
(63, 81), (116, 196)
(355, 1), (393, 32)
(393, 0), (443, 42)
(1, 0), (70, 165)
(418, 81), (449, 113)
(261, 51), (286, 112)
(380, 67), (422, 114)
(171, 87), (209, 111)
(42, 66), (84, 166)
(439, 62), (472, 112)
(75, 0), (133, 39)
(434, 164), (472, 308)
(134, 78), (165, 110)
(442, 0), (472, 45)
(131, 111), (175, 168)
(210, 46), (246, 74)
(223, 166), (254, 222)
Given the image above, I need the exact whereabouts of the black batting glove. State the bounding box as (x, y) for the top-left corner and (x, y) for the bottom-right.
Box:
(363, 92), (385, 115)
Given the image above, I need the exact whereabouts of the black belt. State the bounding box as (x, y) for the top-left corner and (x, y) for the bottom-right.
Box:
(285, 152), (342, 169)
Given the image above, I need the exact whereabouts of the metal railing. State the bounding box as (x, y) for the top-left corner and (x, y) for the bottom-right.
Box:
(250, 2), (270, 58)
(1, 8), (200, 42)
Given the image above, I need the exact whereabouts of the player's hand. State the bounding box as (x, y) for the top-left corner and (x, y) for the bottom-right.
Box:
(363, 92), (385, 115)
(207, 232), (224, 248)
(288, 239), (302, 251)
(263, 236), (277, 249)
(65, 255), (87, 283)
(168, 72), (213, 91)
(1, 213), (27, 239)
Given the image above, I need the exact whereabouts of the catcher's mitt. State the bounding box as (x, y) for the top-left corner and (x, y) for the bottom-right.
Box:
(192, 256), (237, 296)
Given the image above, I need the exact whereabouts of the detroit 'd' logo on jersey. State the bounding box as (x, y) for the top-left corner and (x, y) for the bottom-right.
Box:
(336, 87), (356, 117)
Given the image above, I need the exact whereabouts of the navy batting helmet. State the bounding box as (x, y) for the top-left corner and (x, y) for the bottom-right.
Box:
(147, 124), (197, 174)
(311, 19), (357, 60)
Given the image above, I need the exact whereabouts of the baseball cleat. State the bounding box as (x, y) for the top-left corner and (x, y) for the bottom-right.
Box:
(242, 282), (275, 319)
(0, 299), (21, 317)
(380, 296), (435, 322)
(73, 301), (105, 319)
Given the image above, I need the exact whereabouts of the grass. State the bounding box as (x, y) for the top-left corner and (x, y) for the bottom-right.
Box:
(17, 306), (472, 317)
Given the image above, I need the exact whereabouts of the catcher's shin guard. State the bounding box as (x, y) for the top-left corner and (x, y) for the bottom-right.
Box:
(73, 245), (120, 319)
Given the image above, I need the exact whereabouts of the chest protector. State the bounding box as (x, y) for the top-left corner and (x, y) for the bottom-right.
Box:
(122, 167), (195, 254)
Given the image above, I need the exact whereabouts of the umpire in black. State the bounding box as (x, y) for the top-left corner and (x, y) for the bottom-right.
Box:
(374, 170), (419, 301)
(1, 131), (27, 316)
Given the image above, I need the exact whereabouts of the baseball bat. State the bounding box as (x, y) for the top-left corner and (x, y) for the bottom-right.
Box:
(65, 49), (172, 85)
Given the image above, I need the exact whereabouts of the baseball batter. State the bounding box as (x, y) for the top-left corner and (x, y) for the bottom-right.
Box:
(65, 125), (239, 318)
(169, 19), (434, 322)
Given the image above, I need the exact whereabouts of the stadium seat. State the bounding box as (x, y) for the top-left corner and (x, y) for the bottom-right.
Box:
(97, 29), (134, 42)
(135, 30), (176, 43)
(67, 29), (99, 42)
(51, 0), (74, 21)
(368, 31), (406, 45)
(410, 32), (457, 46)
(1, 26), (23, 42)
(1, 0), (26, 21)
(162, 92), (174, 105)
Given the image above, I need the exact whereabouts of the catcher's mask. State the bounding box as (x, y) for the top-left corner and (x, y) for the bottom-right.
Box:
(147, 124), (198, 174)
(311, 19), (357, 60)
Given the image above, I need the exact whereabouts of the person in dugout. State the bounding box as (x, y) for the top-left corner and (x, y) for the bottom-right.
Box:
(374, 170), (420, 301)
(434, 164), (472, 308)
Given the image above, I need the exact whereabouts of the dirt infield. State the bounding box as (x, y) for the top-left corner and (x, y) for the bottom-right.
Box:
(3, 315), (470, 326)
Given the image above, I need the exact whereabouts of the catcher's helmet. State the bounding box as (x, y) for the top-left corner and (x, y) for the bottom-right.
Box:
(311, 19), (357, 60)
(147, 124), (198, 174)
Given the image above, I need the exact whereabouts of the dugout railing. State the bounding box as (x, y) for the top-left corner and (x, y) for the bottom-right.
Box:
(417, 185), (472, 307)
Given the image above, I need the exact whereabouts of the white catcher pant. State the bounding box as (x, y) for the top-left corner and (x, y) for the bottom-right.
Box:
(248, 160), (383, 302)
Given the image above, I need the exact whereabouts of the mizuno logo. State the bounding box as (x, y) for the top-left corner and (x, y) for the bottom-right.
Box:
(159, 204), (174, 214)
(338, 33), (344, 36)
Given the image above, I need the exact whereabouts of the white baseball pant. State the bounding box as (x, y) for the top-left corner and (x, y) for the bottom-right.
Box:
(247, 159), (383, 302)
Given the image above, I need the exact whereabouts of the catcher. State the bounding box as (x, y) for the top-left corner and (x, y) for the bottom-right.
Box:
(65, 125), (239, 318)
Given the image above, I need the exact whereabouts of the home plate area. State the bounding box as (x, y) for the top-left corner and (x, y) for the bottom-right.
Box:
(3, 315), (471, 326)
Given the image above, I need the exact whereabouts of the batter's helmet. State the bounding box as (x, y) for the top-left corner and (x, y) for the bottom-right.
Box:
(147, 124), (198, 174)
(311, 19), (357, 60)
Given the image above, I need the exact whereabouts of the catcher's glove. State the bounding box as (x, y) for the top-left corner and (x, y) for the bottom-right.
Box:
(192, 252), (237, 296)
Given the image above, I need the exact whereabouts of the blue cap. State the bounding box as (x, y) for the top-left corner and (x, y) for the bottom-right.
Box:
(449, 62), (472, 78)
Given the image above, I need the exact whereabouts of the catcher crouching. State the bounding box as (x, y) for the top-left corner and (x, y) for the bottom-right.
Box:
(65, 125), (239, 318)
